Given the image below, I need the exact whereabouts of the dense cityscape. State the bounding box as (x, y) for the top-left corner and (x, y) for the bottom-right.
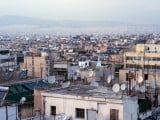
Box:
(1, 0), (160, 120)
(0, 33), (160, 120)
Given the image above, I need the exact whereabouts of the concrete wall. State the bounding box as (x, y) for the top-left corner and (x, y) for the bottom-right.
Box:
(34, 88), (45, 114)
(123, 98), (138, 120)
(0, 105), (17, 120)
(43, 95), (137, 120)
(136, 44), (160, 53)
(20, 56), (50, 78)
(20, 104), (34, 119)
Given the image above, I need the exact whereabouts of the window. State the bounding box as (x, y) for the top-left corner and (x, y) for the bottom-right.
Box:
(50, 106), (56, 115)
(126, 64), (141, 69)
(144, 74), (148, 81)
(110, 109), (119, 120)
(134, 57), (141, 60)
(126, 56), (141, 61)
(76, 108), (85, 118)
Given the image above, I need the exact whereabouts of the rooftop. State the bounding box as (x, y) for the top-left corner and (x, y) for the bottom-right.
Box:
(44, 85), (133, 100)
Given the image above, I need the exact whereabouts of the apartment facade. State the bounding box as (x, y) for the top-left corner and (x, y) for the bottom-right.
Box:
(124, 44), (160, 69)
(42, 85), (138, 120)
(20, 52), (50, 79)
(119, 44), (160, 85)
(0, 48), (17, 70)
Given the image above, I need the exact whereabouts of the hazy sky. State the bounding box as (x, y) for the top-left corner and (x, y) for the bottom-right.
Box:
(0, 0), (160, 24)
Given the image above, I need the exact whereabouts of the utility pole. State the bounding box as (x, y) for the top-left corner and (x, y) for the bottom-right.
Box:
(40, 63), (43, 80)
(40, 109), (41, 120)
(19, 103), (21, 120)
(5, 102), (8, 120)
(25, 58), (28, 79)
(43, 97), (46, 120)
(32, 53), (34, 78)
(16, 104), (18, 120)
(103, 66), (105, 86)
(143, 44), (146, 97)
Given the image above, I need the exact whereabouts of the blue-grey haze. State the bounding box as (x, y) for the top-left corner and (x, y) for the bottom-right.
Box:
(0, 0), (160, 25)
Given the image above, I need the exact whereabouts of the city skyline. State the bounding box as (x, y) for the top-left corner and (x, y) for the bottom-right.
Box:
(0, 0), (160, 25)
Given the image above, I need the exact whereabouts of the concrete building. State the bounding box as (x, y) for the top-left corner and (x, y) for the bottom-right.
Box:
(0, 48), (17, 70)
(124, 44), (160, 69)
(53, 61), (68, 81)
(76, 64), (114, 83)
(119, 44), (160, 85)
(20, 52), (50, 79)
(78, 57), (90, 69)
(42, 85), (138, 120)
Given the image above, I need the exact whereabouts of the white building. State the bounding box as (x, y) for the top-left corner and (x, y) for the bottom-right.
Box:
(78, 57), (90, 69)
(42, 85), (138, 120)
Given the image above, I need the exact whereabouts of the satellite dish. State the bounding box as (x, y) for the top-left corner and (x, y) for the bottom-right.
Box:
(135, 85), (140, 91)
(107, 75), (112, 83)
(90, 81), (99, 87)
(89, 71), (94, 77)
(140, 86), (145, 93)
(120, 84), (126, 90)
(21, 97), (26, 102)
(20, 97), (26, 104)
(97, 113), (104, 120)
(112, 84), (120, 93)
(137, 76), (143, 83)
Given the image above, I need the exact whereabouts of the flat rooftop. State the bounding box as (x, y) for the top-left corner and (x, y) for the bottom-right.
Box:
(45, 85), (129, 100)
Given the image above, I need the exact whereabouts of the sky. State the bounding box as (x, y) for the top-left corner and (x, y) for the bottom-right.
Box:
(0, 0), (160, 24)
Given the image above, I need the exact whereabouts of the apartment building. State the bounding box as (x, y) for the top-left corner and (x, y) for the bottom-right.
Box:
(42, 85), (138, 120)
(124, 44), (160, 69)
(20, 52), (50, 79)
(0, 48), (17, 70)
(120, 44), (160, 85)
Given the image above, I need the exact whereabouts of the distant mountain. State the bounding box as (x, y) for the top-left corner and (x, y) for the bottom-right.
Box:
(0, 15), (160, 33)
(0, 15), (57, 27)
(0, 15), (125, 28)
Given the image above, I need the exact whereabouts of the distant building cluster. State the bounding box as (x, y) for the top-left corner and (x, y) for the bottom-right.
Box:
(0, 33), (160, 120)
